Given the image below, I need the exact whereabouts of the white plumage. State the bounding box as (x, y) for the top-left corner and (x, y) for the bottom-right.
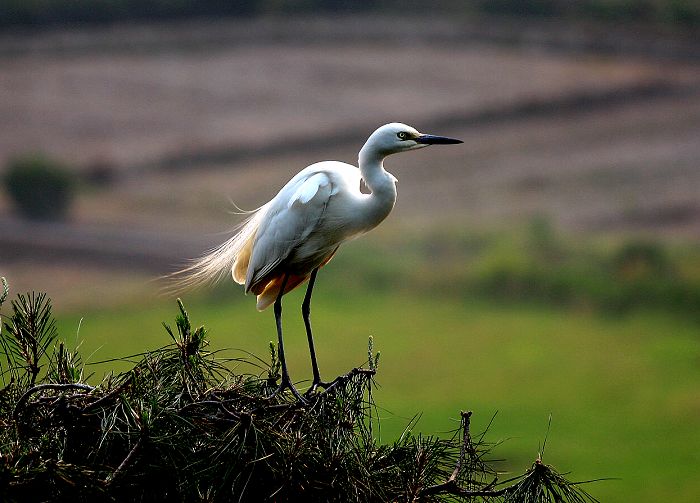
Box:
(175, 122), (462, 400)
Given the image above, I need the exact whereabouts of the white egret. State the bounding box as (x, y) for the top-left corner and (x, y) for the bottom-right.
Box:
(177, 123), (462, 400)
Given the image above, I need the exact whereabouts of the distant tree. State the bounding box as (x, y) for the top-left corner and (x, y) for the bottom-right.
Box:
(4, 154), (77, 221)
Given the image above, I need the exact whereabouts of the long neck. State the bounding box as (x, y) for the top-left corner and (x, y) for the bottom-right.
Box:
(357, 146), (398, 231)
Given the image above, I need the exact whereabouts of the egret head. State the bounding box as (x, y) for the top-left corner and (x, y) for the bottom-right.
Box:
(362, 122), (463, 157)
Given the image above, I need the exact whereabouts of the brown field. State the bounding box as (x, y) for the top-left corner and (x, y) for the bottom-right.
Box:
(0, 17), (699, 307)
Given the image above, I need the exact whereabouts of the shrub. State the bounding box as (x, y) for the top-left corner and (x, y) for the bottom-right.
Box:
(0, 288), (599, 502)
(612, 240), (670, 280)
(460, 229), (700, 317)
(3, 154), (76, 220)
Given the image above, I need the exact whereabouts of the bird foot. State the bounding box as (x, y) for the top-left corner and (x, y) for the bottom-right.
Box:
(268, 376), (308, 405)
(303, 379), (333, 398)
(305, 368), (376, 397)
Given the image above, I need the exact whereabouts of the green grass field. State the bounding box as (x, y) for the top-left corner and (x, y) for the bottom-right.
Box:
(53, 267), (700, 502)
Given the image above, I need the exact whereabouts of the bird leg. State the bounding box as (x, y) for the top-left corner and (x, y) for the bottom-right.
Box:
(269, 273), (306, 404)
(302, 268), (327, 395)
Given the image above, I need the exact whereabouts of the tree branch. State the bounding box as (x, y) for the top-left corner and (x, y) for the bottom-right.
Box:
(420, 410), (518, 499)
(105, 436), (144, 486)
(13, 382), (95, 420)
(82, 373), (135, 412)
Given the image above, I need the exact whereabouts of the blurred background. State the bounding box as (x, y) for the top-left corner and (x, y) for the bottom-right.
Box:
(1, 1), (699, 500)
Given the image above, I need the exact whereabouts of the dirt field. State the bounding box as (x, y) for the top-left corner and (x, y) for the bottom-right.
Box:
(0, 40), (679, 168)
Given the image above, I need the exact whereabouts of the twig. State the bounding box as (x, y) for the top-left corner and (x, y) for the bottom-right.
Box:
(13, 383), (95, 420)
(420, 410), (518, 499)
(180, 398), (246, 422)
(420, 480), (513, 498)
(82, 373), (135, 412)
(451, 411), (472, 482)
(105, 436), (144, 486)
(0, 277), (8, 306)
(209, 392), (246, 421)
(315, 367), (375, 396)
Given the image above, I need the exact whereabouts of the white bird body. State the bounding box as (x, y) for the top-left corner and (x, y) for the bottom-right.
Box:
(176, 122), (461, 399)
(241, 158), (396, 310)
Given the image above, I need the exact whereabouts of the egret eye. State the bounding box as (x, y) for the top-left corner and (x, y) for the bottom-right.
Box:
(397, 132), (409, 140)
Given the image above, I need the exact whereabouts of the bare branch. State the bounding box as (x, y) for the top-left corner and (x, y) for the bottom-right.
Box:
(13, 382), (95, 419)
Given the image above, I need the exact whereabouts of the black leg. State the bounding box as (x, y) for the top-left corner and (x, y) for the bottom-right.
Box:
(302, 268), (324, 392)
(271, 273), (306, 403)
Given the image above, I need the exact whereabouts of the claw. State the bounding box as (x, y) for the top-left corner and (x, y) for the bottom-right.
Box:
(268, 376), (307, 405)
(303, 378), (334, 398)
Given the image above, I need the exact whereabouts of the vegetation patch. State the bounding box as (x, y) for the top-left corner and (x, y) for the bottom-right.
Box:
(337, 220), (700, 321)
(0, 279), (599, 502)
(3, 154), (76, 221)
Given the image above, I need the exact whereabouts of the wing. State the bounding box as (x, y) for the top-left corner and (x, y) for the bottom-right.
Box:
(245, 170), (335, 293)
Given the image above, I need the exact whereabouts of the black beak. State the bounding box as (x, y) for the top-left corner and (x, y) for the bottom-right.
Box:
(415, 134), (463, 145)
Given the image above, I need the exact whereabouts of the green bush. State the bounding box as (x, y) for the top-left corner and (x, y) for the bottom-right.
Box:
(408, 219), (697, 318)
(3, 154), (76, 220)
(612, 240), (670, 279)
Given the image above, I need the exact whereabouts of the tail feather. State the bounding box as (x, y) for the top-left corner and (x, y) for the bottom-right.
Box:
(166, 206), (266, 294)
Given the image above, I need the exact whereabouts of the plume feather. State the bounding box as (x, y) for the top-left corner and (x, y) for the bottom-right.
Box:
(166, 205), (267, 293)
